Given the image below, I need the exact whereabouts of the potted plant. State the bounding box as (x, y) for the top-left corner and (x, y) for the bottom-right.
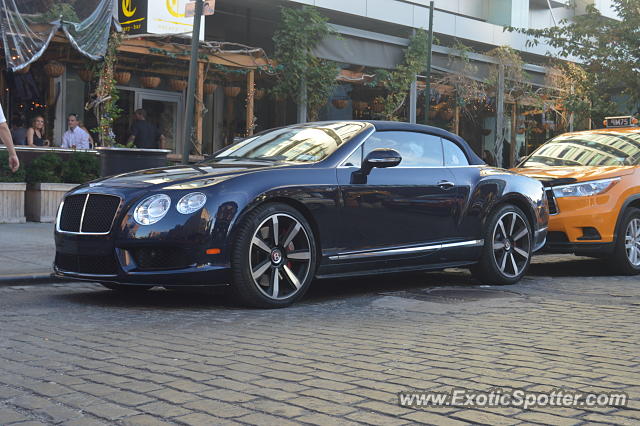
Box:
(0, 151), (27, 223)
(24, 152), (98, 222)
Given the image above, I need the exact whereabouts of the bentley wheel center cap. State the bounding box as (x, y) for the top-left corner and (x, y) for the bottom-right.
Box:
(504, 240), (512, 251)
(271, 249), (284, 265)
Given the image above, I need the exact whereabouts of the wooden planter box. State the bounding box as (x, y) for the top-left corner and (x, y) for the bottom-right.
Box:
(0, 183), (27, 223)
(26, 183), (78, 223)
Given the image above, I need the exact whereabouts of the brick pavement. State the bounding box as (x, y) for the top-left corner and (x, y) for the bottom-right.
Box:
(0, 255), (639, 425)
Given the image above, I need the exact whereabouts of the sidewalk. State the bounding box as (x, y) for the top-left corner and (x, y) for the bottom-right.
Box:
(0, 222), (56, 284)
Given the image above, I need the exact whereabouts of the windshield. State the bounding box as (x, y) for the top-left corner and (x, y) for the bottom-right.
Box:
(521, 131), (640, 167)
(208, 122), (369, 164)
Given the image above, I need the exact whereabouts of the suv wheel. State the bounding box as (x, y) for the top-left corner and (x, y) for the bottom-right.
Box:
(609, 208), (640, 275)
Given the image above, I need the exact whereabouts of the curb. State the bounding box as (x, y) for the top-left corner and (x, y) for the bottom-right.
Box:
(0, 273), (60, 286)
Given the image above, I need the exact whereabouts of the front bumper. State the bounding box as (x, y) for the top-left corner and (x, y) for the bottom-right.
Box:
(54, 234), (232, 287)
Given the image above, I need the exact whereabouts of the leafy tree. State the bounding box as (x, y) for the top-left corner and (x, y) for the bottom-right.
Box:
(508, 0), (638, 117)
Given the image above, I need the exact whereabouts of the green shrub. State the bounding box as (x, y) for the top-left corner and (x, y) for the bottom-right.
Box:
(62, 152), (100, 184)
(25, 153), (63, 184)
(0, 151), (26, 182)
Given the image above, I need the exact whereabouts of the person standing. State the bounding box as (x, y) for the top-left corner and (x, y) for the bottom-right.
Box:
(61, 114), (91, 149)
(127, 109), (165, 149)
(26, 115), (50, 147)
(0, 104), (19, 172)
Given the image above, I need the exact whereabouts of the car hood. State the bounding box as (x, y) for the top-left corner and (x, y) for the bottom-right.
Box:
(88, 161), (286, 189)
(511, 166), (635, 186)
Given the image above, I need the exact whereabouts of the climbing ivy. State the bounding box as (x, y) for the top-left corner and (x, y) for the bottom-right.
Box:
(368, 30), (429, 120)
(272, 6), (339, 121)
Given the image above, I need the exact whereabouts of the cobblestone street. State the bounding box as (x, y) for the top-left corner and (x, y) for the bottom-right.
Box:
(1, 254), (639, 425)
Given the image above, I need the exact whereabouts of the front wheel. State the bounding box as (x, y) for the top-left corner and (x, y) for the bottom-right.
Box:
(472, 205), (532, 285)
(608, 208), (640, 275)
(231, 203), (317, 308)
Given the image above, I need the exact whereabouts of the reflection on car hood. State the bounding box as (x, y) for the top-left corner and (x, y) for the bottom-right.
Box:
(89, 162), (282, 189)
(512, 165), (635, 185)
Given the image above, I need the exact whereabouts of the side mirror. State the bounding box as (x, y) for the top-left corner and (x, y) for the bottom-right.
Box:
(352, 148), (402, 184)
(362, 148), (402, 175)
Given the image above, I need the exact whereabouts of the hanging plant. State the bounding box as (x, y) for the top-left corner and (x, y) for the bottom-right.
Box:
(44, 61), (65, 78)
(332, 99), (348, 109)
(78, 68), (94, 82)
(168, 79), (187, 92)
(140, 76), (161, 89)
(224, 86), (241, 97)
(114, 71), (131, 85)
(204, 82), (218, 95)
(272, 6), (339, 121)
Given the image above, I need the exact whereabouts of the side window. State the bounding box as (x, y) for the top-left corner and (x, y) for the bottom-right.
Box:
(363, 131), (444, 167)
(443, 139), (469, 166)
(342, 146), (362, 167)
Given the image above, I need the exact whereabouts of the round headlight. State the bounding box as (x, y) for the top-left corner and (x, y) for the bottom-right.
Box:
(134, 194), (171, 225)
(177, 192), (207, 214)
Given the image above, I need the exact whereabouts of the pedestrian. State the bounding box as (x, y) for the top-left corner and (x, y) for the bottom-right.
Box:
(78, 121), (94, 148)
(127, 109), (165, 149)
(0, 104), (20, 172)
(61, 113), (91, 149)
(10, 116), (27, 146)
(26, 115), (50, 147)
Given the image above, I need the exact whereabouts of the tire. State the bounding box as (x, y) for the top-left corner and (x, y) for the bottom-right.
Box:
(230, 203), (318, 308)
(607, 208), (640, 275)
(472, 204), (533, 285)
(100, 283), (154, 292)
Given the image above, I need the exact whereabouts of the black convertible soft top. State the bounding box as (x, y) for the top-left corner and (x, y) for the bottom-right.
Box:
(367, 121), (485, 166)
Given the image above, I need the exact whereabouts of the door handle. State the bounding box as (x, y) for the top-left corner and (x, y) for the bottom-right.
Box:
(437, 180), (455, 190)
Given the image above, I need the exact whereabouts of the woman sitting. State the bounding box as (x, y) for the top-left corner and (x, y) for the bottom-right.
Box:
(26, 115), (50, 147)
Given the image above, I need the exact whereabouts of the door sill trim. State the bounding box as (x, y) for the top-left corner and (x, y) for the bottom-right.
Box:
(328, 240), (483, 261)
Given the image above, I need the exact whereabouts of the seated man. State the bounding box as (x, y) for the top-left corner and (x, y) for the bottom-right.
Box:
(61, 114), (91, 149)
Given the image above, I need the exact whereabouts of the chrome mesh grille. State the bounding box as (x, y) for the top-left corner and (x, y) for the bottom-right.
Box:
(58, 194), (121, 234)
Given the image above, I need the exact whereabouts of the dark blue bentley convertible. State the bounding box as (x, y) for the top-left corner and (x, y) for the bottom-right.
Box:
(55, 121), (548, 308)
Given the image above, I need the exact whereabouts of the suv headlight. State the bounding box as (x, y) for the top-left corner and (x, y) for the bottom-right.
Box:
(176, 192), (207, 214)
(553, 177), (620, 198)
(134, 194), (171, 225)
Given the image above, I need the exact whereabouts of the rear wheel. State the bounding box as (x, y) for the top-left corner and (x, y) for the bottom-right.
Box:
(608, 208), (640, 275)
(100, 283), (153, 292)
(472, 205), (532, 285)
(231, 203), (317, 308)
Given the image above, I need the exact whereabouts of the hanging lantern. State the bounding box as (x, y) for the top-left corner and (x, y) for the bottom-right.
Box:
(224, 86), (241, 97)
(204, 82), (218, 95)
(78, 69), (93, 82)
(169, 79), (187, 92)
(114, 71), (131, 85)
(44, 61), (65, 78)
(140, 76), (161, 89)
(332, 99), (348, 109)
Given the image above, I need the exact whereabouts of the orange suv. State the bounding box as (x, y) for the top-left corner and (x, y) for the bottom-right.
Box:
(513, 116), (640, 274)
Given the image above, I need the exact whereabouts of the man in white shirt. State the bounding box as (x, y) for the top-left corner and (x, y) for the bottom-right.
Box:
(61, 114), (91, 149)
(0, 104), (19, 172)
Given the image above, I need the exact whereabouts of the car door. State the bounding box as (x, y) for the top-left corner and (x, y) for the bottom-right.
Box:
(336, 131), (462, 255)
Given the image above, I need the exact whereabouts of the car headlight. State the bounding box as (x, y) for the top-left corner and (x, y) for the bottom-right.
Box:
(553, 177), (620, 198)
(176, 192), (207, 214)
(134, 194), (171, 225)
